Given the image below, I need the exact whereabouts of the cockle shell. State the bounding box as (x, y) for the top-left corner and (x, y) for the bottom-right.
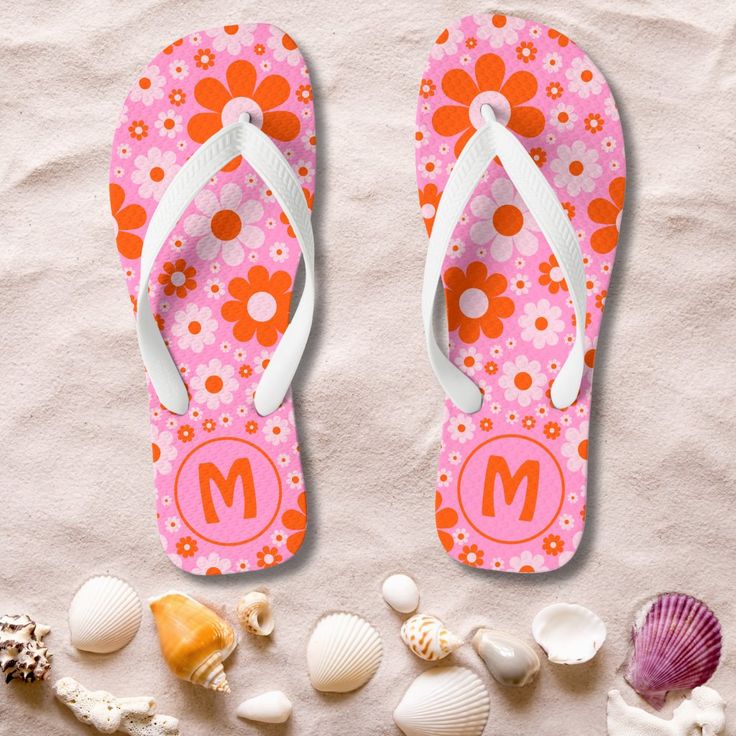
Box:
(69, 576), (142, 654)
(400, 614), (463, 661)
(624, 593), (722, 710)
(307, 612), (382, 693)
(393, 666), (490, 736)
(236, 591), (274, 636)
(532, 603), (606, 664)
(472, 628), (540, 687)
(382, 574), (420, 614)
(236, 690), (292, 723)
(0, 615), (51, 684)
(149, 592), (237, 693)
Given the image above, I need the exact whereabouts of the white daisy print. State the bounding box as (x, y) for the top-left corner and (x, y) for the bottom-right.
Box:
(499, 355), (545, 406)
(263, 415), (291, 445)
(151, 426), (177, 476)
(474, 14), (524, 47)
(518, 299), (565, 348)
(455, 346), (483, 376)
(130, 64), (165, 105)
(550, 141), (602, 196)
(193, 552), (232, 575)
(565, 57), (603, 98)
(207, 24), (256, 55)
(190, 358), (238, 409)
(172, 303), (218, 353)
(509, 550), (549, 573)
(562, 421), (589, 474)
(267, 25), (302, 65)
(449, 413), (476, 444)
(131, 148), (180, 201)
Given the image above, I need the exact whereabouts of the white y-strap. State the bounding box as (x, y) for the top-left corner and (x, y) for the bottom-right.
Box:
(137, 114), (315, 417)
(422, 104), (586, 413)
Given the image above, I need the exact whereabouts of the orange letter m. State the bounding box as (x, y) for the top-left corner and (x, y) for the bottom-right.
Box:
(481, 455), (539, 522)
(199, 458), (257, 524)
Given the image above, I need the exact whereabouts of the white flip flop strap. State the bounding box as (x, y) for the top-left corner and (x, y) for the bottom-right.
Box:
(137, 117), (315, 417)
(422, 105), (586, 412)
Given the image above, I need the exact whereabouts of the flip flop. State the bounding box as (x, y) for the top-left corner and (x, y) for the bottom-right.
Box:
(417, 13), (625, 573)
(110, 23), (316, 575)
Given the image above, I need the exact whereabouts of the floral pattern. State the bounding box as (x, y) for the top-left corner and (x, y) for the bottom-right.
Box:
(110, 24), (315, 574)
(417, 14), (625, 572)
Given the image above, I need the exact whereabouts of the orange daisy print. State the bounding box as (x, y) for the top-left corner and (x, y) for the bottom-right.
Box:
(588, 177), (625, 253)
(435, 491), (459, 552)
(110, 183), (146, 259)
(281, 491), (307, 554)
(418, 183), (442, 235)
(158, 258), (196, 297)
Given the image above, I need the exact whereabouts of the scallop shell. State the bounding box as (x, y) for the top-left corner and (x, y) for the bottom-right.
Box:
(472, 628), (540, 687)
(236, 690), (292, 723)
(400, 614), (463, 661)
(149, 592), (237, 693)
(307, 612), (382, 693)
(624, 593), (722, 709)
(393, 666), (490, 736)
(382, 574), (420, 614)
(532, 603), (606, 664)
(68, 576), (142, 654)
(237, 591), (274, 636)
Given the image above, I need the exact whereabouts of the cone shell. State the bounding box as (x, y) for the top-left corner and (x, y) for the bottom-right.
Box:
(532, 603), (606, 664)
(624, 593), (722, 709)
(149, 592), (237, 693)
(393, 666), (490, 736)
(400, 614), (463, 662)
(236, 591), (274, 636)
(68, 576), (142, 654)
(307, 612), (382, 693)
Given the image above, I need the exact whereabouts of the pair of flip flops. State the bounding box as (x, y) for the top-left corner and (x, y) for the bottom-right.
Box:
(110, 15), (625, 576)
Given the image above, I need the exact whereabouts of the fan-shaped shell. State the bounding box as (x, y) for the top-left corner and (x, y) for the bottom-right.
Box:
(532, 603), (606, 664)
(393, 666), (490, 736)
(307, 612), (382, 693)
(68, 576), (142, 654)
(624, 593), (722, 709)
(400, 614), (463, 661)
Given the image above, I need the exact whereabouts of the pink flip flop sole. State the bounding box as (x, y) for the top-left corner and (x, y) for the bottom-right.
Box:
(417, 14), (625, 572)
(110, 23), (315, 574)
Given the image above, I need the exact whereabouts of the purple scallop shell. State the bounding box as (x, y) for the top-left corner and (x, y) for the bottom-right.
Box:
(625, 593), (722, 709)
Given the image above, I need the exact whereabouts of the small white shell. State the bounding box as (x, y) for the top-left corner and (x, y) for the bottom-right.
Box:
(236, 591), (274, 636)
(472, 628), (540, 687)
(382, 574), (420, 614)
(68, 576), (142, 654)
(400, 614), (463, 661)
(532, 603), (606, 664)
(307, 612), (382, 693)
(394, 666), (490, 736)
(236, 690), (292, 723)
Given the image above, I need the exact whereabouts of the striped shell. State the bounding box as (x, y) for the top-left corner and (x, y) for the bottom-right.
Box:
(625, 593), (722, 709)
(400, 614), (463, 661)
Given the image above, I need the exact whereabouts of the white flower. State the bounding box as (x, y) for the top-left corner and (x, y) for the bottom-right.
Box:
(155, 109), (183, 139)
(604, 96), (620, 120)
(131, 148), (180, 200)
(448, 414), (475, 444)
(559, 513), (575, 530)
(269, 242), (289, 263)
(474, 14), (524, 47)
(519, 299), (565, 348)
(499, 355), (545, 406)
(419, 155), (440, 179)
(267, 25), (301, 65)
(207, 24), (256, 55)
(172, 303), (218, 353)
(509, 550), (548, 573)
(562, 421), (589, 474)
(129, 64), (165, 105)
(542, 51), (562, 73)
(287, 470), (303, 489)
(550, 141), (602, 196)
(549, 102), (578, 131)
(164, 516), (181, 533)
(191, 358), (238, 409)
(455, 347), (483, 376)
(263, 415), (291, 445)
(565, 57), (603, 98)
(168, 59), (189, 79)
(437, 468), (453, 487)
(193, 552), (232, 575)
(430, 20), (464, 58)
(151, 425), (177, 476)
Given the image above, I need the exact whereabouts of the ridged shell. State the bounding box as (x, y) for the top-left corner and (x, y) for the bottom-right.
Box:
(0, 615), (51, 683)
(149, 592), (237, 693)
(400, 614), (463, 661)
(68, 576), (142, 654)
(472, 628), (540, 687)
(624, 593), (722, 709)
(236, 591), (274, 636)
(382, 574), (420, 614)
(393, 666), (490, 736)
(307, 613), (382, 693)
(532, 603), (606, 664)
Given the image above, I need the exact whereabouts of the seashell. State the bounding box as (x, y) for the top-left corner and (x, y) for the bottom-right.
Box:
(607, 686), (726, 736)
(149, 592), (237, 693)
(532, 603), (606, 664)
(624, 593), (722, 710)
(236, 590), (274, 636)
(400, 614), (463, 661)
(0, 614), (51, 684)
(382, 574), (420, 614)
(307, 612), (382, 693)
(69, 576), (142, 654)
(393, 666), (490, 736)
(472, 628), (540, 687)
(236, 690), (292, 723)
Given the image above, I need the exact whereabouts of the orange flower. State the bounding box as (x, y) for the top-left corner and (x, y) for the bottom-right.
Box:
(256, 545), (283, 568)
(221, 266), (291, 346)
(279, 187), (313, 236)
(245, 420), (258, 434)
(546, 81), (564, 99)
(595, 289), (607, 310)
(110, 183), (146, 259)
(444, 261), (514, 343)
(419, 78), (436, 98)
(418, 183), (442, 235)
(538, 254), (568, 294)
(239, 364), (253, 378)
(459, 544), (484, 567)
(543, 421), (561, 440)
(158, 258), (196, 297)
(177, 424), (194, 443)
(530, 147), (546, 167)
(522, 415), (536, 429)
(202, 418), (216, 432)
(282, 491), (307, 554)
(432, 53), (545, 156)
(128, 120), (148, 140)
(295, 84), (312, 103)
(548, 28), (570, 46)
(542, 534), (564, 556)
(588, 177), (625, 254)
(254, 43), (265, 55)
(484, 360), (498, 375)
(188, 60), (300, 172)
(480, 418), (493, 431)
(435, 492), (458, 552)
(466, 37), (478, 49)
(169, 88), (186, 106)
(516, 41), (537, 63)
(194, 48), (215, 69)
(176, 536), (198, 558)
(584, 112), (605, 134)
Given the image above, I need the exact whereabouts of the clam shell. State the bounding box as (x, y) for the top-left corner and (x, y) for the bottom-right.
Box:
(237, 591), (274, 636)
(236, 690), (292, 723)
(68, 576), (142, 654)
(307, 612), (382, 693)
(532, 603), (606, 664)
(624, 593), (722, 709)
(382, 574), (420, 614)
(393, 666), (490, 736)
(472, 628), (540, 687)
(400, 614), (463, 661)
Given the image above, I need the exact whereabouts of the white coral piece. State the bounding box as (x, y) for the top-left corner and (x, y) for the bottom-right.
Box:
(53, 677), (180, 736)
(0, 614), (51, 683)
(607, 687), (726, 736)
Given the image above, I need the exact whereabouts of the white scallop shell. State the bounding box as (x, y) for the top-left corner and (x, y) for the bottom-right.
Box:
(307, 612), (382, 693)
(393, 666), (490, 736)
(236, 690), (292, 723)
(532, 603), (606, 664)
(69, 576), (142, 654)
(400, 614), (463, 661)
(382, 574), (420, 614)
